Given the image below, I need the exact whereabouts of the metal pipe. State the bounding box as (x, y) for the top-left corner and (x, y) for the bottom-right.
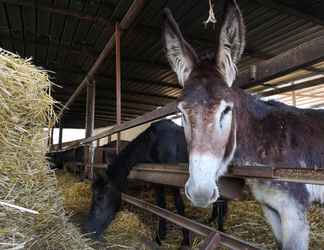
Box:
(57, 0), (147, 120)
(58, 122), (63, 149)
(115, 22), (121, 154)
(122, 193), (261, 250)
(84, 80), (96, 179)
(81, 102), (177, 144)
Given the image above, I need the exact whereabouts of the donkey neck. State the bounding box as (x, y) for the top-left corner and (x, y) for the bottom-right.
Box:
(106, 130), (154, 189)
(233, 88), (324, 168)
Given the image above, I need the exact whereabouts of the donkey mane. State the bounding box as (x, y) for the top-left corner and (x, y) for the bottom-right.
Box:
(233, 87), (324, 169)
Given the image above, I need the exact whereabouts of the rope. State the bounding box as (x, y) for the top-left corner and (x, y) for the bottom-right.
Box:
(204, 0), (217, 28)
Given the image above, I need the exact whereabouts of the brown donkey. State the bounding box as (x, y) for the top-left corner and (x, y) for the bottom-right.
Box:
(162, 1), (324, 249)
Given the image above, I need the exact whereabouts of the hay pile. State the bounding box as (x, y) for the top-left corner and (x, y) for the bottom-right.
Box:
(56, 170), (156, 250)
(55, 169), (324, 249)
(128, 186), (324, 250)
(56, 171), (92, 215)
(0, 49), (92, 249)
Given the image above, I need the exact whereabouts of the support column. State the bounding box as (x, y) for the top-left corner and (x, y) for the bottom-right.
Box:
(50, 127), (54, 146)
(58, 122), (63, 150)
(115, 22), (122, 154)
(48, 127), (54, 149)
(291, 81), (296, 106)
(84, 80), (96, 179)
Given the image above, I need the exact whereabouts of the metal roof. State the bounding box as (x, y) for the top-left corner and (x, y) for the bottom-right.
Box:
(1, 0), (324, 128)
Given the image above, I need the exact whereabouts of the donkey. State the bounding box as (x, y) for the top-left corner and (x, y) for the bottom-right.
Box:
(84, 120), (228, 247)
(162, 1), (324, 249)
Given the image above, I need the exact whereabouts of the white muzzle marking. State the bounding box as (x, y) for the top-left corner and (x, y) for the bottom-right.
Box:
(185, 154), (221, 207)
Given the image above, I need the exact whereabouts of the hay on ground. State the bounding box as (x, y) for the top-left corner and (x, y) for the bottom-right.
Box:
(56, 170), (157, 250)
(56, 168), (324, 250)
(0, 49), (92, 250)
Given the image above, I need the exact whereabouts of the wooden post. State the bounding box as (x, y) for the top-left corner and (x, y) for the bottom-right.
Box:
(58, 122), (63, 149)
(50, 127), (54, 145)
(115, 22), (121, 154)
(47, 127), (54, 149)
(84, 80), (96, 179)
(291, 82), (296, 106)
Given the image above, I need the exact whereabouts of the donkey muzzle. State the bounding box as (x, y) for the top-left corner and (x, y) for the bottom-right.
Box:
(185, 178), (219, 208)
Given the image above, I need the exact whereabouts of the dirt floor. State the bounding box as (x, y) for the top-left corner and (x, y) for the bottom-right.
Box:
(55, 170), (324, 250)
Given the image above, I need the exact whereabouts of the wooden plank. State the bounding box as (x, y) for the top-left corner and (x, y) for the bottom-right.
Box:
(261, 77), (324, 97)
(256, 0), (324, 27)
(237, 36), (324, 89)
(129, 163), (324, 186)
(0, 0), (112, 26)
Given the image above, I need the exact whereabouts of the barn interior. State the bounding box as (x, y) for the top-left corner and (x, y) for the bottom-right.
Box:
(1, 0), (324, 129)
(1, 0), (324, 249)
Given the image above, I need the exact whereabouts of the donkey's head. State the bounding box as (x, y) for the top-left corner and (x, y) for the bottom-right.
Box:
(163, 0), (245, 207)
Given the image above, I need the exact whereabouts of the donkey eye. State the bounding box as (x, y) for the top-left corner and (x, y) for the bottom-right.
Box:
(220, 106), (232, 121)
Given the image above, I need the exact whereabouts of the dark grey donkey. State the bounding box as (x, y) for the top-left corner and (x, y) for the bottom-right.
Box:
(162, 1), (324, 249)
(84, 120), (228, 248)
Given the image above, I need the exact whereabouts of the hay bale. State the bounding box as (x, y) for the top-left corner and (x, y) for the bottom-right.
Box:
(0, 49), (92, 249)
(56, 171), (157, 250)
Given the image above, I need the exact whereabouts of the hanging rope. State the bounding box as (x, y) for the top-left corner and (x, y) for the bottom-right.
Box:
(203, 0), (217, 28)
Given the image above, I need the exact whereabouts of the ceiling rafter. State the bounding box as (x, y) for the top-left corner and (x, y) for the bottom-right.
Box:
(1, 0), (271, 62)
(0, 35), (170, 71)
(255, 0), (324, 27)
(0, 0), (115, 26)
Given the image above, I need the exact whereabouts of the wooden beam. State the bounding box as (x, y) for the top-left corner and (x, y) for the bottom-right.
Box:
(0, 35), (172, 73)
(57, 0), (147, 120)
(261, 77), (324, 97)
(279, 92), (324, 99)
(255, 0), (324, 27)
(0, 0), (114, 26)
(237, 36), (324, 89)
(310, 102), (324, 109)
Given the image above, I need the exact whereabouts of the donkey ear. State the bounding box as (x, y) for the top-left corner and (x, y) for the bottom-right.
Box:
(163, 8), (198, 87)
(216, 0), (245, 87)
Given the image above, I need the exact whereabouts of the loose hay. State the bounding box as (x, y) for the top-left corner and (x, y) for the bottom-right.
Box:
(56, 171), (92, 215)
(55, 168), (324, 250)
(104, 211), (155, 250)
(0, 49), (92, 249)
(56, 171), (156, 250)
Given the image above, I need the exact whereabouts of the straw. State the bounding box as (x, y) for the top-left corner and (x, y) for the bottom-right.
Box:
(0, 49), (93, 250)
